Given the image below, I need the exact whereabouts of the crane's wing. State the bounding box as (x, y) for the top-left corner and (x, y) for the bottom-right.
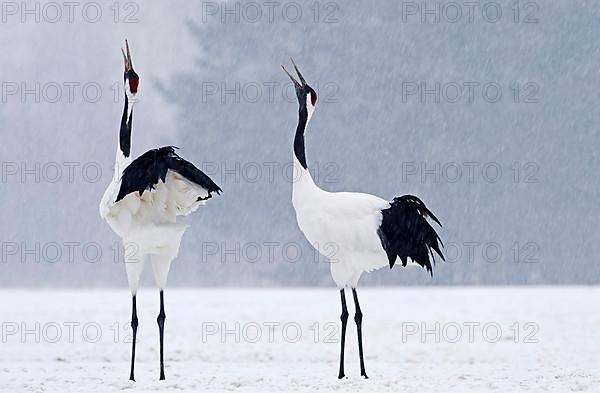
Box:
(377, 195), (444, 276)
(115, 146), (221, 213)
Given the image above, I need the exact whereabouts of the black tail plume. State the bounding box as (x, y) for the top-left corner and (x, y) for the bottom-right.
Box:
(377, 195), (444, 276)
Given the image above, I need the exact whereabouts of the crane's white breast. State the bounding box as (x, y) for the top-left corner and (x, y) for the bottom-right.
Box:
(293, 189), (391, 287)
(100, 170), (210, 256)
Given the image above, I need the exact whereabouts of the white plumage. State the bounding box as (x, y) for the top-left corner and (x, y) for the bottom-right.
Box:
(100, 167), (210, 290)
(292, 157), (390, 288)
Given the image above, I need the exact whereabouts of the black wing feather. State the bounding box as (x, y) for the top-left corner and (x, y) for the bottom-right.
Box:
(377, 195), (444, 276)
(115, 146), (222, 202)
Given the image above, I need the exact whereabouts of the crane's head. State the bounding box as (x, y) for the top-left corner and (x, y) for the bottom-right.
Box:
(121, 39), (139, 97)
(282, 58), (317, 118)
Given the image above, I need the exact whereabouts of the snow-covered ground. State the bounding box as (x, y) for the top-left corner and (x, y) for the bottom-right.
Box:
(1, 287), (598, 392)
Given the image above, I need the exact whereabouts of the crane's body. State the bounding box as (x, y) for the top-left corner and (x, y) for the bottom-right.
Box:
(99, 41), (220, 381)
(100, 145), (219, 291)
(282, 59), (444, 379)
(292, 157), (390, 287)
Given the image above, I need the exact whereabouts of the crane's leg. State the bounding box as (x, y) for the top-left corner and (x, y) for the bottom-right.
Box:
(157, 290), (166, 380)
(124, 251), (145, 382)
(129, 294), (138, 381)
(151, 254), (173, 381)
(338, 288), (349, 379)
(352, 288), (368, 378)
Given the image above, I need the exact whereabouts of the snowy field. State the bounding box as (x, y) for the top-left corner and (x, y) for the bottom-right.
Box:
(1, 287), (598, 393)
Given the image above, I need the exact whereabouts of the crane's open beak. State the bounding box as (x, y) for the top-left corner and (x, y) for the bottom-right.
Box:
(121, 39), (133, 72)
(121, 39), (139, 94)
(281, 57), (306, 87)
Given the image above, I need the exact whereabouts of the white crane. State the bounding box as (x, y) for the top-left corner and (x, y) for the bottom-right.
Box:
(281, 59), (444, 379)
(99, 40), (221, 381)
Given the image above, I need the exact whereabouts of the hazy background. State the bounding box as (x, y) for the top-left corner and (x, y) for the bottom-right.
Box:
(0, 0), (597, 287)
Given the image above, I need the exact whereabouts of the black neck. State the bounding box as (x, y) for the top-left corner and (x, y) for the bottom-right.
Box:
(120, 94), (132, 158)
(294, 107), (308, 169)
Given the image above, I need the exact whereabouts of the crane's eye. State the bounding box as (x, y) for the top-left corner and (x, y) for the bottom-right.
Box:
(310, 91), (317, 106)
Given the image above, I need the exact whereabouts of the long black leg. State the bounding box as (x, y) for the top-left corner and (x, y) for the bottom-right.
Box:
(338, 289), (349, 379)
(129, 295), (138, 382)
(352, 288), (368, 379)
(157, 290), (166, 380)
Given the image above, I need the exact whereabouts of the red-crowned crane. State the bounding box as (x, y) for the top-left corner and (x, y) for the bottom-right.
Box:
(281, 59), (444, 379)
(99, 40), (221, 381)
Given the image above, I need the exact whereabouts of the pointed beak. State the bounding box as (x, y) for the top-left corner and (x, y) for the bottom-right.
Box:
(289, 58), (307, 85)
(282, 57), (308, 88)
(281, 64), (301, 88)
(121, 39), (133, 72)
